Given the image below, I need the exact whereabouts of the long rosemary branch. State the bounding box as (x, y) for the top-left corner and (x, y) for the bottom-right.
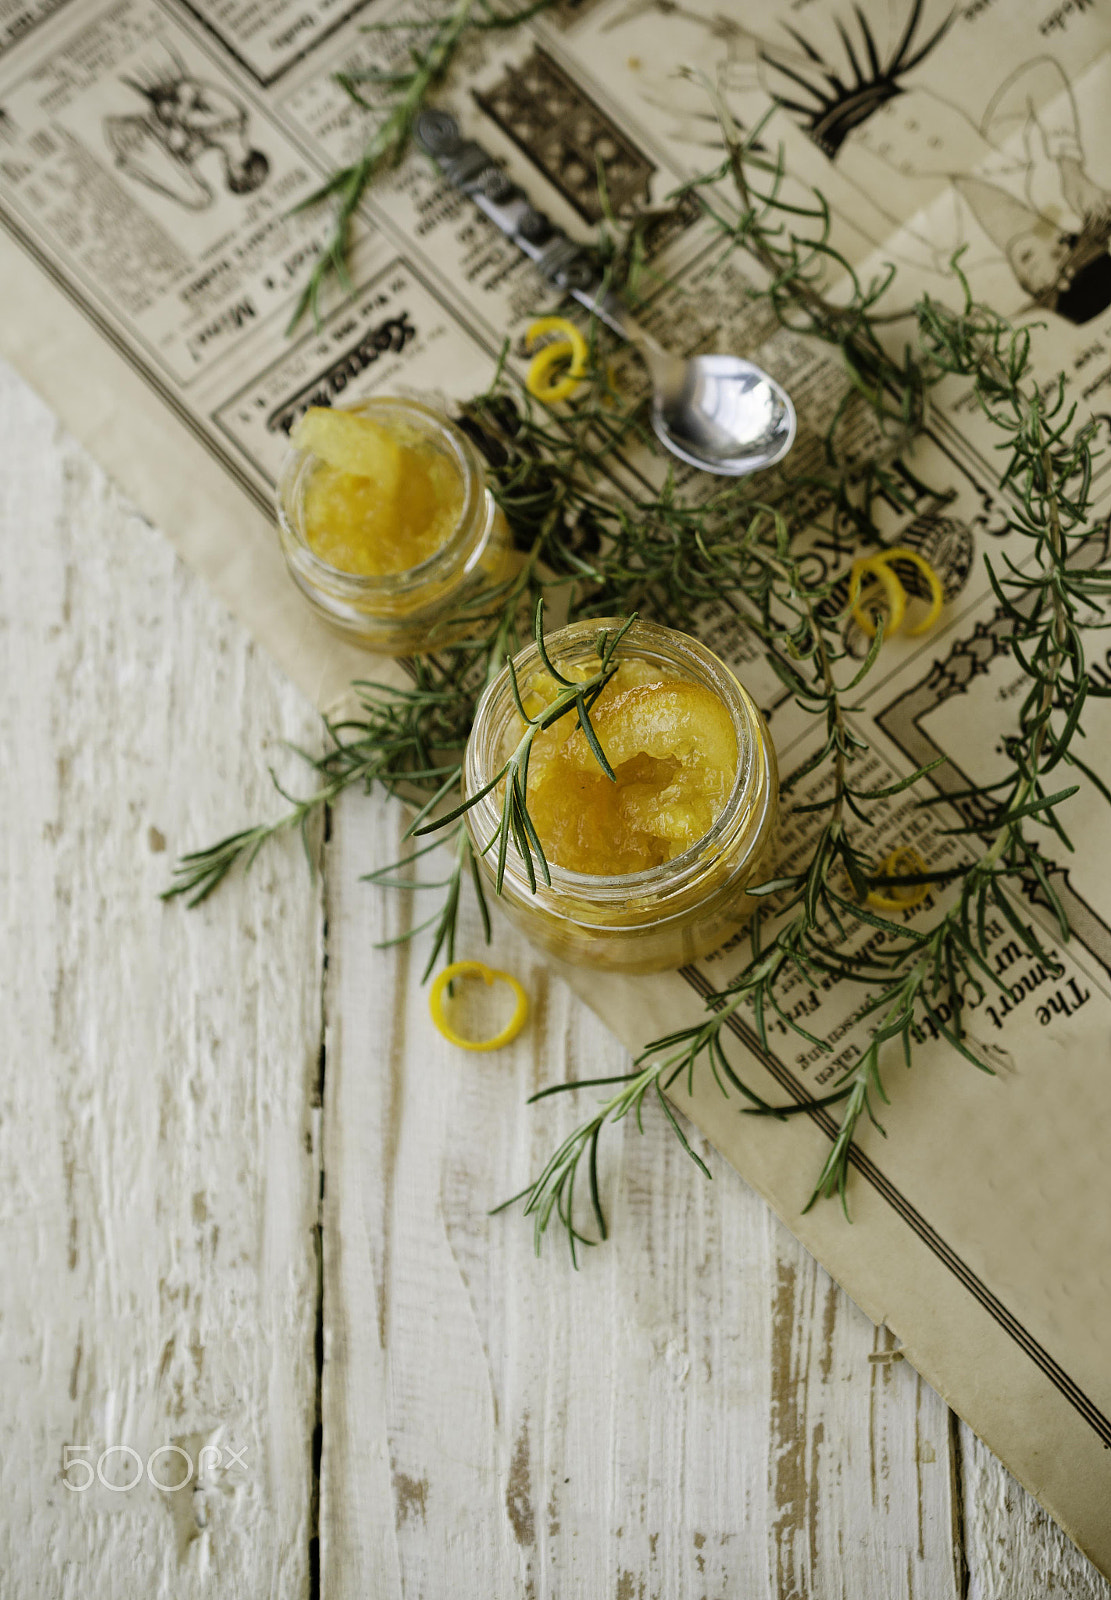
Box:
(514, 271), (1105, 1247)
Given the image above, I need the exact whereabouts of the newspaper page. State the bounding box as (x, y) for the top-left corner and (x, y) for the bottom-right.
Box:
(2, 0), (1110, 1571)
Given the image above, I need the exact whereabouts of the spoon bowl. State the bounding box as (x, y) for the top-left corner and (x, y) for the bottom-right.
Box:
(412, 109), (797, 479)
(648, 351), (797, 476)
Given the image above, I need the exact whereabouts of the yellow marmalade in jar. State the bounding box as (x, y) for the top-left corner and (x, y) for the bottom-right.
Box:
(463, 619), (778, 973)
(277, 398), (512, 654)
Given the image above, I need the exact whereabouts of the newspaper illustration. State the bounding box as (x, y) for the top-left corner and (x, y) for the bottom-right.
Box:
(1, 0), (1111, 1574)
(104, 48), (271, 208)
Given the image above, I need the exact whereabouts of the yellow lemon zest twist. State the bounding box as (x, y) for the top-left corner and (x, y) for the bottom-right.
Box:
(866, 845), (931, 912)
(525, 316), (588, 404)
(429, 960), (529, 1051)
(849, 556), (906, 638)
(848, 548), (944, 639)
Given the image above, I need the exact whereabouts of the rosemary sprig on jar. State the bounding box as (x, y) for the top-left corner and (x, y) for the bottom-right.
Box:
(412, 602), (638, 893)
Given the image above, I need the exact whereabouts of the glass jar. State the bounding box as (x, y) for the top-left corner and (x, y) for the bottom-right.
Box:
(276, 397), (512, 654)
(463, 619), (779, 973)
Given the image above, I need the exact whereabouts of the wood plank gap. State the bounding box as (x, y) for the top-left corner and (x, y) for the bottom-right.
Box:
(948, 1409), (970, 1600)
(310, 810), (332, 1600)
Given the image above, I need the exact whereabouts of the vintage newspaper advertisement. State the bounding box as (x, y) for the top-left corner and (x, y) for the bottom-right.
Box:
(2, 0), (1110, 1571)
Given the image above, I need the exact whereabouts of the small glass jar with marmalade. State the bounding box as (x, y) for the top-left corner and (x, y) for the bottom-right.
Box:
(463, 619), (778, 973)
(277, 397), (512, 654)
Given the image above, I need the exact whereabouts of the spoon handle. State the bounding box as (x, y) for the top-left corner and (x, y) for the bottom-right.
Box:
(415, 110), (795, 475)
(413, 109), (627, 335)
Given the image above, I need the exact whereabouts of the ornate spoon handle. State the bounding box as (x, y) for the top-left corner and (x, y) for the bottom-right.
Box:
(413, 109), (629, 339)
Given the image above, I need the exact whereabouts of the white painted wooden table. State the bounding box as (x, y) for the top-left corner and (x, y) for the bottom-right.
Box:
(2, 354), (1108, 1598)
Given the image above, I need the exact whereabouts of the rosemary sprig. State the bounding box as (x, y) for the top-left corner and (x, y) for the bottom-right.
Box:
(288, 0), (553, 330)
(364, 821), (491, 981)
(493, 1059), (709, 1267)
(675, 89), (931, 450)
(163, 661), (481, 904)
(509, 263), (1105, 1248)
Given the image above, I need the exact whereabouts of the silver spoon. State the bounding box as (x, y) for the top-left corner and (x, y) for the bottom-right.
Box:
(579, 288), (796, 475)
(414, 111), (796, 478)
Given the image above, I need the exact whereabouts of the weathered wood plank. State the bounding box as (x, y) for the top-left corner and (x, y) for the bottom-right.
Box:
(320, 787), (962, 1598)
(0, 364), (323, 1597)
(959, 1424), (1111, 1600)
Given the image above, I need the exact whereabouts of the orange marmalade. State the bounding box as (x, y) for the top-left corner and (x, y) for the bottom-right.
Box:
(276, 398), (512, 655)
(293, 406), (465, 577)
(515, 658), (739, 875)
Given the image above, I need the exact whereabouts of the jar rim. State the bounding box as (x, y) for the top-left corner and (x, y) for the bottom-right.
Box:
(464, 618), (774, 904)
(276, 397), (488, 597)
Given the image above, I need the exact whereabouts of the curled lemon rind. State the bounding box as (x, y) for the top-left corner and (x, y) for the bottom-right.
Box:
(429, 960), (529, 1052)
(849, 556), (906, 638)
(880, 547), (945, 635)
(526, 315), (587, 347)
(866, 845), (931, 912)
(527, 344), (583, 403)
(848, 549), (944, 640)
(525, 316), (588, 403)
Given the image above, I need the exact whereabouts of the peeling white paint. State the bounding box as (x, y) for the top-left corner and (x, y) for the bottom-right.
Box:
(0, 365), (321, 1598)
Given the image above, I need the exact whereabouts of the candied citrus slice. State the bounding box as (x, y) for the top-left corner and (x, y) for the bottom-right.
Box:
(295, 411), (465, 577)
(564, 682), (736, 784)
(293, 406), (402, 497)
(301, 457), (462, 576)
